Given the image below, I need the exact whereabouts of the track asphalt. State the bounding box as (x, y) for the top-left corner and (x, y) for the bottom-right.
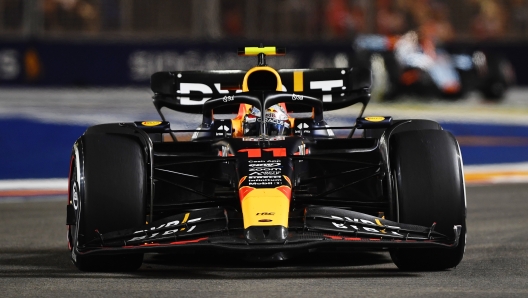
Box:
(0, 184), (527, 297)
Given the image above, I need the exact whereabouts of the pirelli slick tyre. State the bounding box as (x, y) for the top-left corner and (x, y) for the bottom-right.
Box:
(389, 129), (466, 271)
(68, 134), (146, 272)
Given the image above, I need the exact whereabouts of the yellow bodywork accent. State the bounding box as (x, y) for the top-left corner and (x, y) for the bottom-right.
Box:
(293, 71), (304, 92)
(375, 218), (386, 234)
(243, 47), (278, 56)
(241, 188), (290, 229)
(242, 66), (283, 92)
(180, 213), (190, 231)
(231, 118), (243, 137)
(283, 175), (292, 187)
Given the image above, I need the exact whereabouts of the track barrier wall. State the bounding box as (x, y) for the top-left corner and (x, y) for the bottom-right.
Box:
(1, 117), (527, 180)
(2, 40), (528, 86)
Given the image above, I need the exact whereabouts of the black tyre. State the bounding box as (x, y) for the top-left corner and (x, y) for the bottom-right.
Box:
(479, 56), (513, 101)
(68, 133), (146, 271)
(480, 80), (506, 101)
(389, 129), (466, 271)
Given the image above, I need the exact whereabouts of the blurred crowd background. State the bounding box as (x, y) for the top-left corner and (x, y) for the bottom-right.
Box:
(1, 0), (528, 42)
(3, 0), (528, 87)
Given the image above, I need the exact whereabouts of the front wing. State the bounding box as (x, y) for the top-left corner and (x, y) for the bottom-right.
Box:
(75, 207), (462, 256)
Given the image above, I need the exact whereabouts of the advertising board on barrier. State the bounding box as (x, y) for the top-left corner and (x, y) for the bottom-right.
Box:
(1, 40), (528, 86)
(0, 49), (20, 80)
(0, 41), (351, 86)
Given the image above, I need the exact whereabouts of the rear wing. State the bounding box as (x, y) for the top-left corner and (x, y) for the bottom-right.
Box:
(151, 67), (371, 114)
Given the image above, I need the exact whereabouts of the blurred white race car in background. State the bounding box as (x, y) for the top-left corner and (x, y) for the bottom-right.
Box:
(352, 32), (515, 101)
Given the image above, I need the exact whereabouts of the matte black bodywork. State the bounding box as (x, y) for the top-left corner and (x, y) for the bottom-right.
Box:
(68, 119), (461, 257)
(67, 58), (463, 265)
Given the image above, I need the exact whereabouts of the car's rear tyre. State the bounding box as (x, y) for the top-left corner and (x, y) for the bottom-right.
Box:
(69, 134), (146, 272)
(389, 129), (466, 271)
(480, 81), (506, 101)
(479, 55), (513, 101)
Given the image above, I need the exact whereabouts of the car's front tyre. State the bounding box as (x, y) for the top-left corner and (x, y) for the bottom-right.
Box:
(389, 129), (466, 271)
(68, 133), (146, 272)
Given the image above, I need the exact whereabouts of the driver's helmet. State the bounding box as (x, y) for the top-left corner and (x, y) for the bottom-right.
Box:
(243, 104), (290, 136)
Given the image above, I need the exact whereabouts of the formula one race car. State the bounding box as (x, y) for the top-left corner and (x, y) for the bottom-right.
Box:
(67, 46), (466, 272)
(353, 32), (515, 101)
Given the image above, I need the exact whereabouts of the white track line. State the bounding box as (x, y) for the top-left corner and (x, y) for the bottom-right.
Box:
(464, 162), (528, 184)
(0, 178), (68, 190)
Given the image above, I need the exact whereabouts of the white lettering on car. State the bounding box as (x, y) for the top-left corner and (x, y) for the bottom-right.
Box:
(165, 220), (180, 227)
(329, 215), (406, 236)
(129, 235), (147, 241)
(248, 163), (281, 167)
(162, 229), (178, 235)
(332, 222), (348, 229)
(222, 95), (234, 102)
(360, 219), (376, 226)
(363, 227), (380, 233)
(127, 217), (201, 241)
(292, 93), (303, 100)
(178, 83), (212, 105)
(214, 83), (229, 94)
(249, 168), (282, 171)
(150, 224), (165, 230)
(310, 80), (343, 102)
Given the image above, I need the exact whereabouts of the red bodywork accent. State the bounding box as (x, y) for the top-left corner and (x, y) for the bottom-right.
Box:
(217, 151), (235, 157)
(293, 148), (310, 155)
(140, 243), (161, 247)
(442, 83), (461, 94)
(283, 175), (292, 187)
(386, 36), (399, 50)
(239, 186), (256, 203)
(238, 176), (247, 188)
(239, 148), (287, 158)
(275, 185), (291, 200)
(324, 235), (362, 241)
(169, 237), (208, 245)
(121, 237), (209, 248)
(401, 69), (420, 86)
(238, 149), (262, 158)
(263, 148), (287, 157)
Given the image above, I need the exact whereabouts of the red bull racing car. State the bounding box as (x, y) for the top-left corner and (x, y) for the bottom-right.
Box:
(67, 46), (466, 272)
